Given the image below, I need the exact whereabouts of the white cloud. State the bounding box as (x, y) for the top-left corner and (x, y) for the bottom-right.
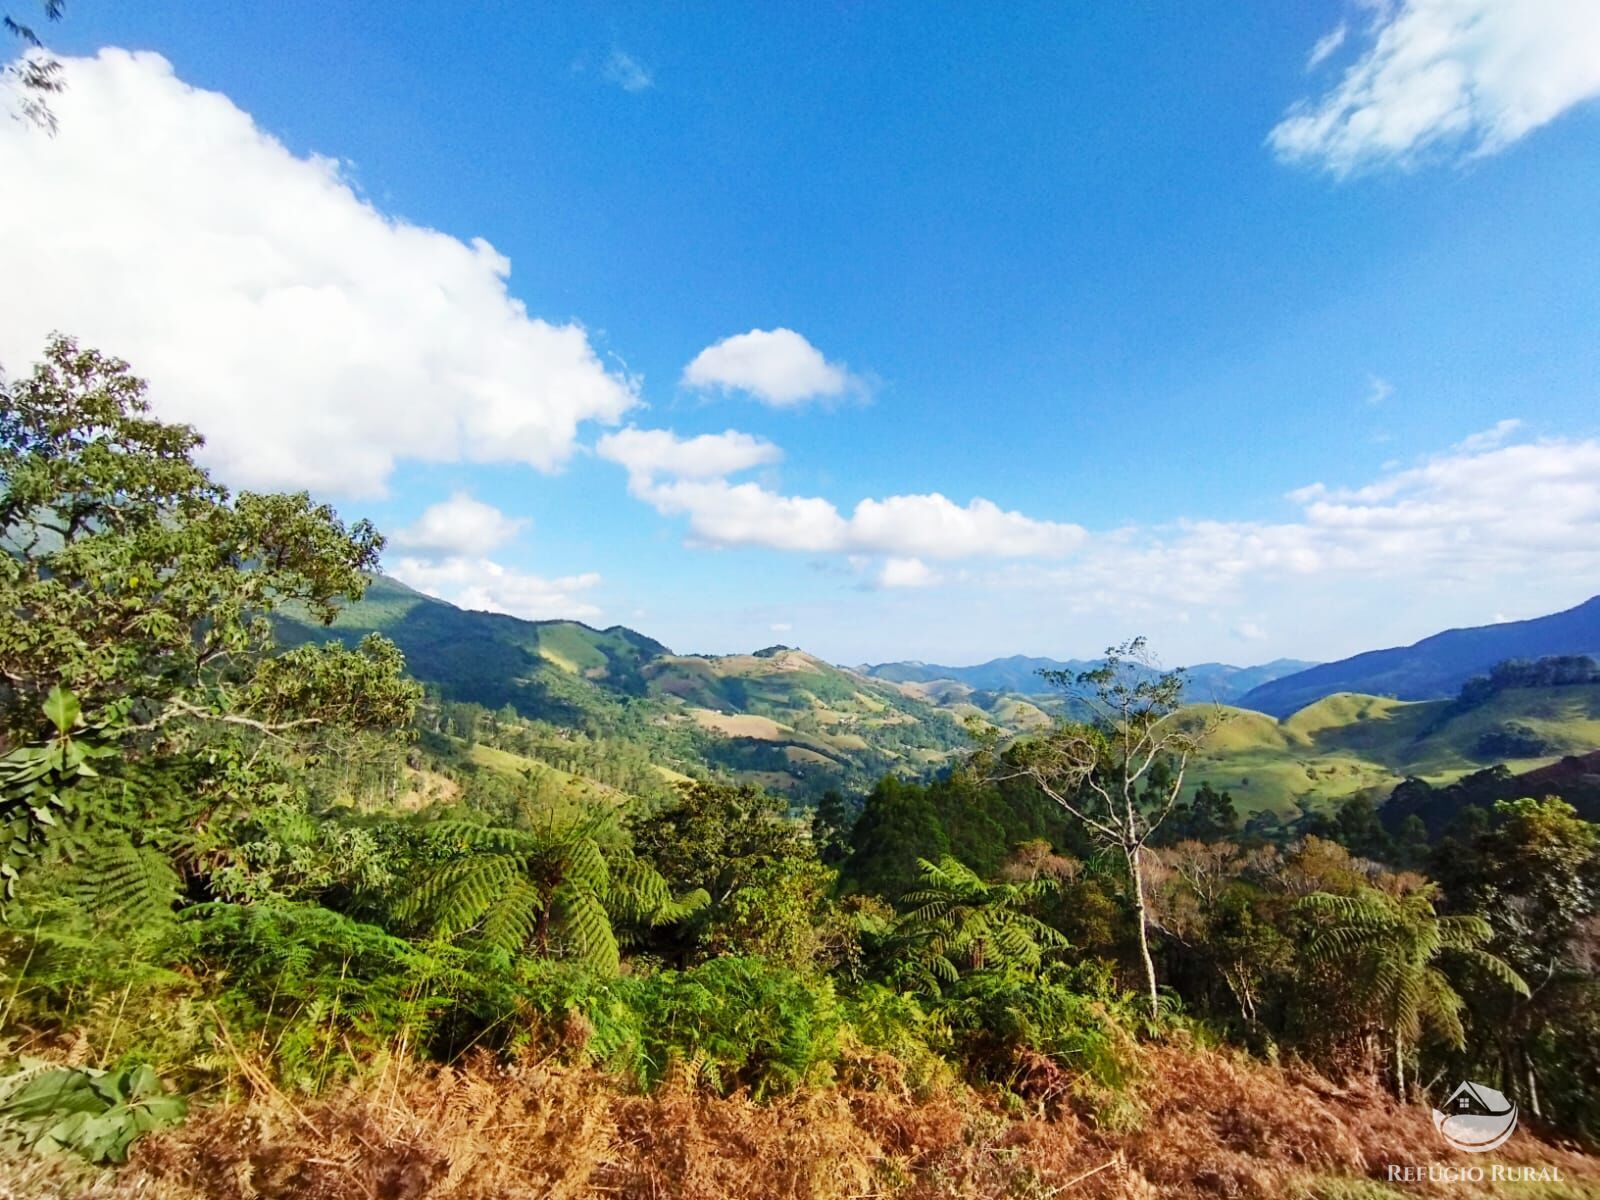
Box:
(598, 424), (1083, 563)
(770, 622), (793, 634)
(1306, 23), (1349, 70)
(878, 557), (939, 589)
(1270, 0), (1600, 175)
(595, 427), (781, 482)
(631, 477), (1087, 560)
(1365, 375), (1394, 406)
(683, 328), (861, 407)
(1232, 621), (1269, 642)
(603, 50), (653, 93)
(1450, 417), (1521, 453)
(992, 428), (1600, 616)
(390, 556), (603, 622)
(393, 493), (527, 560)
(0, 49), (637, 497)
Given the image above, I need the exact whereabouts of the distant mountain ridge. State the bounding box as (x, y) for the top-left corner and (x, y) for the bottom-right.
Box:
(275, 575), (972, 796)
(275, 577), (1600, 810)
(1239, 595), (1600, 717)
(859, 655), (1317, 704)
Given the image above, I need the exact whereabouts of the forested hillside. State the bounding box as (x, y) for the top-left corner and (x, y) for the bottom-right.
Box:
(276, 578), (973, 799)
(2, 342), (1596, 1197)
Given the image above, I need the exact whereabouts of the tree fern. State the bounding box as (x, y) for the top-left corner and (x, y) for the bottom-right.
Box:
(400, 819), (702, 973)
(895, 856), (1066, 991)
(1297, 885), (1528, 1094)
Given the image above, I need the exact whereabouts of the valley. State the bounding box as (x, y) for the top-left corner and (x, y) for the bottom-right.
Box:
(278, 576), (1600, 822)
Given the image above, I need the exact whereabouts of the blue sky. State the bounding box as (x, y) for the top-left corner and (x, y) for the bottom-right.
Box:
(5, 2), (1600, 666)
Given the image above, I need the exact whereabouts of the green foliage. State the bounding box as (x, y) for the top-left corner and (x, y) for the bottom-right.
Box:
(1298, 885), (1527, 1069)
(627, 781), (852, 970)
(1, 335), (383, 736)
(0, 686), (120, 896)
(628, 957), (842, 1097)
(935, 964), (1143, 1097)
(519, 956), (843, 1099)
(0, 1062), (185, 1164)
(185, 900), (485, 1089)
(895, 856), (1066, 989)
(400, 819), (705, 973)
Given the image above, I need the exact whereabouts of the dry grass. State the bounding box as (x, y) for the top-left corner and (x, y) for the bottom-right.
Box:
(68, 1043), (1597, 1200)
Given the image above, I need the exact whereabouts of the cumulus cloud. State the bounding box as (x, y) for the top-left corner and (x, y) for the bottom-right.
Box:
(387, 494), (602, 622)
(390, 556), (603, 622)
(683, 328), (861, 407)
(0, 49), (637, 497)
(1270, 0), (1600, 174)
(393, 493), (527, 560)
(633, 477), (1087, 560)
(595, 427), (782, 482)
(598, 423), (1083, 563)
(1450, 417), (1521, 453)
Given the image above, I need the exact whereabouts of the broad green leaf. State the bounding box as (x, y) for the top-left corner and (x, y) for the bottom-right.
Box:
(40, 686), (80, 734)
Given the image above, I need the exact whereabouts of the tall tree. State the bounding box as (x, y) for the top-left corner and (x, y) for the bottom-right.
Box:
(994, 639), (1222, 1017)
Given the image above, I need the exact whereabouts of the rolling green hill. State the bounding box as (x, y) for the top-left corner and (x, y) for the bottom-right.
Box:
(1185, 683), (1600, 819)
(276, 577), (971, 797)
(278, 578), (1600, 814)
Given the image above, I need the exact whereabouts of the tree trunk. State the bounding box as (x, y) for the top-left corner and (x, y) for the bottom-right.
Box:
(1394, 1032), (1406, 1101)
(1127, 843), (1160, 1019)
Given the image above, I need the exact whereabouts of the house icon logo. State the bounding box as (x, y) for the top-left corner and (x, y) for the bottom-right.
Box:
(1433, 1081), (1518, 1152)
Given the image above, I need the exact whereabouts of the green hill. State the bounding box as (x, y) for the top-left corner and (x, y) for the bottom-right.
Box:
(1186, 683), (1600, 819)
(276, 577), (970, 797)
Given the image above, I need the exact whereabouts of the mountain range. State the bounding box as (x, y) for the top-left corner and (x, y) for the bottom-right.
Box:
(1238, 594), (1600, 716)
(859, 655), (1317, 703)
(277, 578), (1600, 808)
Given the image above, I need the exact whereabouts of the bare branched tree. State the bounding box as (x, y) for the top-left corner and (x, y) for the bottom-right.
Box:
(993, 637), (1226, 1018)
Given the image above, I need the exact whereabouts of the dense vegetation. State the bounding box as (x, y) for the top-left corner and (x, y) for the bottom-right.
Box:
(2, 340), (1597, 1195)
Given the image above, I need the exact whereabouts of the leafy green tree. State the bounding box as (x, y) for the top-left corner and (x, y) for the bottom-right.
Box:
(2, 336), (390, 728)
(1, 336), (418, 882)
(1161, 781), (1238, 844)
(629, 780), (852, 968)
(1298, 883), (1528, 1097)
(631, 780), (808, 904)
(1434, 796), (1600, 1123)
(841, 775), (950, 897)
(812, 787), (853, 865)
